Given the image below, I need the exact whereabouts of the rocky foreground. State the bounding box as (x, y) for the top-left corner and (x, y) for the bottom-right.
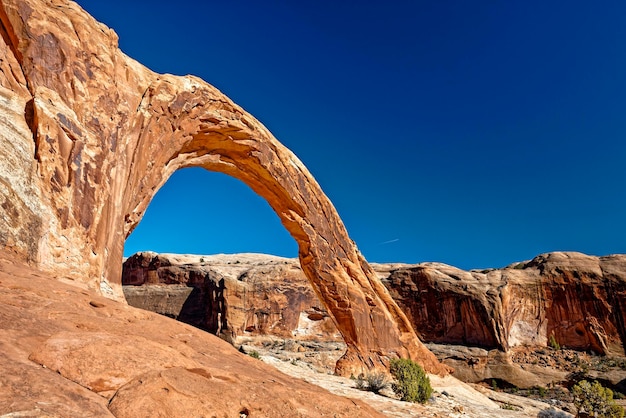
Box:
(0, 251), (571, 417)
(123, 250), (626, 415)
(0, 252), (384, 417)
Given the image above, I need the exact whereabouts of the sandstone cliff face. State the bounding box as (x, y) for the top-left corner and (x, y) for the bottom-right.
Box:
(384, 252), (626, 356)
(123, 252), (342, 342)
(125, 251), (626, 359)
(0, 0), (444, 375)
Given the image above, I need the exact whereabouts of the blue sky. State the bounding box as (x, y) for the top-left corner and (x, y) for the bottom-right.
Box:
(76, 1), (626, 270)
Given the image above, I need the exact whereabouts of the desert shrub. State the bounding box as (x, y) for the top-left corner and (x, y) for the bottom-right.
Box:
(355, 375), (367, 390)
(537, 408), (570, 418)
(366, 372), (388, 393)
(572, 380), (624, 418)
(491, 379), (498, 391)
(355, 372), (388, 394)
(534, 385), (547, 398)
(501, 402), (517, 410)
(247, 350), (260, 359)
(389, 358), (433, 403)
(549, 334), (561, 351)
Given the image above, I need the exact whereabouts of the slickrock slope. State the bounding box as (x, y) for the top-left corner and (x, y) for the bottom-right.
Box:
(0, 252), (383, 417)
(0, 0), (445, 375)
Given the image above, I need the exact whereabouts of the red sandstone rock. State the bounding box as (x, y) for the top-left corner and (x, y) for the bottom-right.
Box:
(124, 251), (626, 357)
(384, 252), (626, 356)
(122, 252), (343, 342)
(122, 251), (626, 392)
(0, 252), (382, 417)
(0, 0), (446, 375)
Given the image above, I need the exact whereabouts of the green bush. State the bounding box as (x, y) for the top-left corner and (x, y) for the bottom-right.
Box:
(247, 350), (260, 359)
(572, 380), (624, 418)
(549, 334), (561, 351)
(491, 379), (498, 391)
(389, 358), (433, 403)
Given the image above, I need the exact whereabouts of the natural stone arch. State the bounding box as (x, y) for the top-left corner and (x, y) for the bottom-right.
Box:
(117, 75), (445, 375)
(0, 0), (447, 376)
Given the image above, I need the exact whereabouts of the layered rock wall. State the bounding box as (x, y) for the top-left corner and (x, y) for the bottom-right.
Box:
(386, 252), (626, 356)
(124, 251), (626, 357)
(0, 0), (444, 375)
(122, 252), (342, 341)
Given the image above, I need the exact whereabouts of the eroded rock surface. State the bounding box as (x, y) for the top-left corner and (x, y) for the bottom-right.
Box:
(0, 0), (444, 375)
(123, 251), (626, 390)
(123, 252), (342, 342)
(125, 251), (626, 357)
(0, 252), (383, 417)
(385, 252), (626, 356)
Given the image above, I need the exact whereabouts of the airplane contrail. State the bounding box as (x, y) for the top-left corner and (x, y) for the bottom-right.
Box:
(380, 238), (400, 245)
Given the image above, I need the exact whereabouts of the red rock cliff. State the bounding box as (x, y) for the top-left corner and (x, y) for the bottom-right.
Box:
(124, 251), (626, 358)
(0, 0), (445, 375)
(384, 252), (626, 356)
(122, 252), (342, 342)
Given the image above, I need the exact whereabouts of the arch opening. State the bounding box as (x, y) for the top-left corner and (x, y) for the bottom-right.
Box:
(121, 167), (318, 343)
(123, 167), (297, 258)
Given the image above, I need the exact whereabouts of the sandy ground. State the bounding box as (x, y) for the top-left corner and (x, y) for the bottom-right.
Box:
(261, 354), (571, 418)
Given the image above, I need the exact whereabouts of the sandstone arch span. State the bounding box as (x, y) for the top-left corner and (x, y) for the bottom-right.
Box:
(0, 0), (447, 375)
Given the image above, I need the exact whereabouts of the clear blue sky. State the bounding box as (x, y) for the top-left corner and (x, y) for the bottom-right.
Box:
(76, 1), (626, 270)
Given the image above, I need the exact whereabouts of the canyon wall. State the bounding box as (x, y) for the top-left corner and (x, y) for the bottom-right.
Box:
(123, 252), (341, 342)
(386, 252), (626, 356)
(0, 0), (444, 375)
(124, 251), (626, 356)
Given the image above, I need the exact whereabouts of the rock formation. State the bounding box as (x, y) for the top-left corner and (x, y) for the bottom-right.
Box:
(124, 251), (626, 359)
(0, 252), (382, 417)
(122, 252), (342, 342)
(385, 252), (626, 357)
(122, 250), (626, 399)
(0, 0), (445, 375)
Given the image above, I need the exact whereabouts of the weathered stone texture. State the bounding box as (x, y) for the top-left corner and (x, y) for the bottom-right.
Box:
(0, 252), (382, 417)
(126, 251), (626, 358)
(384, 252), (626, 356)
(122, 252), (343, 341)
(0, 0), (445, 375)
(0, 86), (46, 262)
